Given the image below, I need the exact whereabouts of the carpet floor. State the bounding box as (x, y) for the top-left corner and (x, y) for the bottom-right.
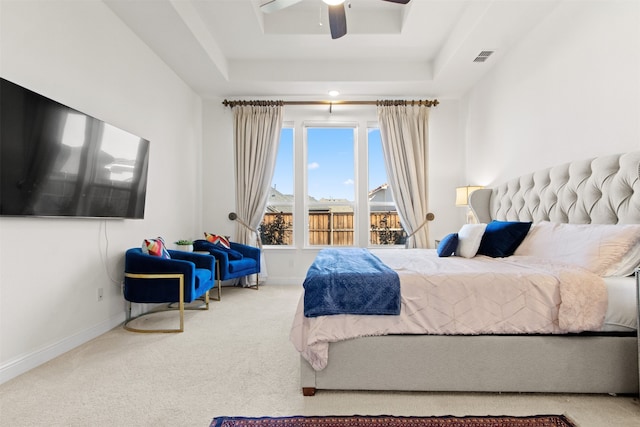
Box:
(0, 285), (638, 427)
(210, 415), (577, 427)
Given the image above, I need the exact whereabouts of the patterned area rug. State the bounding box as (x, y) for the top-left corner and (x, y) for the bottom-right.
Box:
(210, 415), (578, 427)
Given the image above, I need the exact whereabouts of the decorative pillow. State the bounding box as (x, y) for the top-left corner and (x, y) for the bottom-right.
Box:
(141, 237), (171, 259)
(204, 232), (230, 249)
(477, 220), (532, 258)
(456, 223), (487, 258)
(514, 221), (640, 276)
(437, 233), (458, 257)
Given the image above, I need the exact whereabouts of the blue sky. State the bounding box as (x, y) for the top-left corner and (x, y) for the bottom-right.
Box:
(270, 127), (387, 201)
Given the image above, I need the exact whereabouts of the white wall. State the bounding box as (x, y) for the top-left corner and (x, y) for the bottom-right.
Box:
(202, 101), (465, 285)
(0, 1), (203, 383)
(462, 0), (640, 186)
(428, 100), (468, 239)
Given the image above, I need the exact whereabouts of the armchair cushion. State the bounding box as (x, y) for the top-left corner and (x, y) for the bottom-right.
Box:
(168, 250), (215, 290)
(193, 268), (213, 289)
(228, 258), (258, 274)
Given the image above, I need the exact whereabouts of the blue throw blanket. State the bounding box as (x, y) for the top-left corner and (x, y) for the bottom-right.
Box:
(303, 248), (401, 318)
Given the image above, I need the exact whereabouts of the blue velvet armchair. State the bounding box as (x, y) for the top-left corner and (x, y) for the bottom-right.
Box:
(193, 239), (261, 299)
(123, 248), (217, 333)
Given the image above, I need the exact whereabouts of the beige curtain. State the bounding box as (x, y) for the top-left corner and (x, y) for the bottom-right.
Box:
(377, 104), (431, 248)
(233, 104), (284, 284)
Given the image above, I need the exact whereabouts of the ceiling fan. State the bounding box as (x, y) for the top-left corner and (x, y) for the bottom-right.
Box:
(260, 0), (411, 40)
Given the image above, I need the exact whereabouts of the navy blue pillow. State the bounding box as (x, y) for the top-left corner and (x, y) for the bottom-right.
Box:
(194, 240), (244, 260)
(223, 247), (244, 261)
(437, 233), (458, 257)
(477, 220), (532, 258)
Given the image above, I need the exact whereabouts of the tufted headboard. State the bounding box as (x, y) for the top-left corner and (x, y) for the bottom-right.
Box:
(469, 151), (640, 225)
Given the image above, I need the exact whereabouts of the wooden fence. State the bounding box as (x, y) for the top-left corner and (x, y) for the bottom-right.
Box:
(260, 211), (406, 246)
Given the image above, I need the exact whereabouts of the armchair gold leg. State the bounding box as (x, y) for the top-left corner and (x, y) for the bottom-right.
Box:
(209, 279), (221, 302)
(210, 260), (221, 301)
(124, 303), (185, 334)
(246, 273), (259, 290)
(123, 272), (210, 333)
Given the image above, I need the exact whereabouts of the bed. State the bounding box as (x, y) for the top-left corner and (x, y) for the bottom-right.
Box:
(291, 151), (640, 396)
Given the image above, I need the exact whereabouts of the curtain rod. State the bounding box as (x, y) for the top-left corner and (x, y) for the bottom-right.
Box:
(222, 99), (439, 109)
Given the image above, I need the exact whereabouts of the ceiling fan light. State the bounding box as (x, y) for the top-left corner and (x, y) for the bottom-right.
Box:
(322, 0), (345, 5)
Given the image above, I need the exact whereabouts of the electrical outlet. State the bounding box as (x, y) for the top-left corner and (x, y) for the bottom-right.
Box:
(97, 287), (104, 302)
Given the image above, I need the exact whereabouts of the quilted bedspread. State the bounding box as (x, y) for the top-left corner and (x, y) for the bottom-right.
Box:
(303, 248), (400, 317)
(290, 249), (608, 371)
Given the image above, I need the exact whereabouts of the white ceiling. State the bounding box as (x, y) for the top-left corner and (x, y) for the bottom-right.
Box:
(104, 0), (560, 100)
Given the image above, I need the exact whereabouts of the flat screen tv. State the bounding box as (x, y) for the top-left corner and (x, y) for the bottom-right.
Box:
(0, 78), (149, 219)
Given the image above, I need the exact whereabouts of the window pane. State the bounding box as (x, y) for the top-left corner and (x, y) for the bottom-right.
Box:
(307, 128), (355, 202)
(261, 127), (293, 245)
(368, 128), (406, 246)
(307, 127), (355, 246)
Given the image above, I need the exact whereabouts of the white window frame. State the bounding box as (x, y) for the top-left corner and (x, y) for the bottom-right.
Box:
(262, 107), (402, 249)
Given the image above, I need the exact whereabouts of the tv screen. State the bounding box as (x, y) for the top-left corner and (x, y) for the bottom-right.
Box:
(0, 78), (149, 219)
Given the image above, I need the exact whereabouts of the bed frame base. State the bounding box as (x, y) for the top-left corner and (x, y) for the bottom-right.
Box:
(302, 387), (316, 396)
(301, 334), (638, 395)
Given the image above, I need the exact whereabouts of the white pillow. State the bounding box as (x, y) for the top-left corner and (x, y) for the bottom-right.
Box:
(456, 223), (487, 258)
(514, 221), (640, 276)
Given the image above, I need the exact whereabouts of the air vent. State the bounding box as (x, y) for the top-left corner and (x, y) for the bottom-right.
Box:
(473, 50), (494, 63)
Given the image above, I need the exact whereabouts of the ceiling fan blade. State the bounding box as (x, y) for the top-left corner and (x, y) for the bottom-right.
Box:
(382, 0), (411, 4)
(260, 0), (303, 14)
(328, 4), (347, 39)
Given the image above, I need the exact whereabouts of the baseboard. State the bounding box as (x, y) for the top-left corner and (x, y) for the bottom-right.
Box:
(0, 312), (125, 385)
(263, 276), (304, 286)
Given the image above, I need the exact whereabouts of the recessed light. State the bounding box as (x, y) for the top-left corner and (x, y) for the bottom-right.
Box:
(328, 90), (340, 97)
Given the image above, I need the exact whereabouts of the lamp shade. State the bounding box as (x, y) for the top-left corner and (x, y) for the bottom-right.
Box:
(455, 186), (484, 207)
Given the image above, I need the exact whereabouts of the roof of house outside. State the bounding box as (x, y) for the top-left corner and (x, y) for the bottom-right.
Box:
(265, 185), (396, 213)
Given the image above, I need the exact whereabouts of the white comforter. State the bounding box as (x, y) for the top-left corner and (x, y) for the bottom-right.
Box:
(290, 249), (608, 371)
